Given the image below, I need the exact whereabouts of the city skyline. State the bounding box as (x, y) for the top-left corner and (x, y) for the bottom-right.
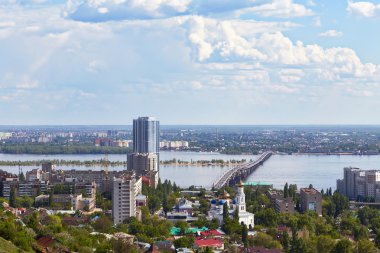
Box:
(1, 1), (380, 125)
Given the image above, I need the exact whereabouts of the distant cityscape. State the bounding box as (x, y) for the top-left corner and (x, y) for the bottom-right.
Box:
(1, 125), (380, 155)
(1, 121), (380, 252)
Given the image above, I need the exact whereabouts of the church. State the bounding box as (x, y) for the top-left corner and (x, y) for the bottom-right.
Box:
(208, 181), (255, 228)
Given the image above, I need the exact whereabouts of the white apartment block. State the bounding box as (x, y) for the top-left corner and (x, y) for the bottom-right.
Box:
(337, 167), (380, 202)
(112, 173), (142, 225)
(160, 141), (189, 149)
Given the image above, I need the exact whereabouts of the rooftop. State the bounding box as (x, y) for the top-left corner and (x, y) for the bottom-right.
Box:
(301, 188), (319, 195)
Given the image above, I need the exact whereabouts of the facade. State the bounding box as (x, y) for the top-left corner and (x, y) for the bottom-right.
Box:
(112, 173), (143, 225)
(133, 116), (159, 154)
(300, 188), (322, 215)
(2, 180), (49, 198)
(35, 193), (95, 211)
(160, 141), (189, 149)
(275, 198), (295, 214)
(337, 167), (380, 201)
(62, 169), (126, 193)
(127, 153), (158, 175)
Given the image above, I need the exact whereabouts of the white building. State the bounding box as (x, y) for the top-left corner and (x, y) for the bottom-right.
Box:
(209, 181), (255, 228)
(160, 141), (189, 149)
(112, 173), (143, 225)
(337, 167), (380, 202)
(235, 181), (255, 228)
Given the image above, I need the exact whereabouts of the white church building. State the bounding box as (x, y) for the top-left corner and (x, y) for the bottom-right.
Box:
(209, 181), (255, 228)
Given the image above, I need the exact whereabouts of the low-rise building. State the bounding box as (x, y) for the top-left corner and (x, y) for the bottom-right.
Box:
(275, 198), (295, 214)
(194, 238), (224, 251)
(35, 193), (95, 211)
(300, 188), (322, 215)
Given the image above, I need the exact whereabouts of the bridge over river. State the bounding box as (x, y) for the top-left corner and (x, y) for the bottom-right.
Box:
(212, 151), (273, 189)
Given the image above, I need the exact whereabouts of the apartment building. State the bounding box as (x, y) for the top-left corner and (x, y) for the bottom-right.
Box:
(300, 188), (322, 215)
(112, 173), (143, 225)
(337, 167), (380, 202)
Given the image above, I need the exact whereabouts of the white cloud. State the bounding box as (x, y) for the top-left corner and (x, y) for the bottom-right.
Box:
(236, 0), (314, 18)
(191, 81), (203, 90)
(182, 16), (379, 82)
(1, 0), (380, 125)
(64, 0), (192, 21)
(16, 77), (40, 89)
(347, 0), (380, 18)
(319, 29), (343, 37)
(64, 0), (314, 22)
(278, 69), (304, 83)
(0, 21), (15, 28)
(313, 16), (321, 27)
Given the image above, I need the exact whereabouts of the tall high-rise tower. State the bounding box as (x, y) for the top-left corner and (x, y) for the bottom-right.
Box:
(129, 117), (160, 187)
(133, 116), (159, 154)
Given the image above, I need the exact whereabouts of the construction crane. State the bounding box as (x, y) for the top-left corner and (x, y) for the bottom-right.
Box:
(105, 153), (109, 179)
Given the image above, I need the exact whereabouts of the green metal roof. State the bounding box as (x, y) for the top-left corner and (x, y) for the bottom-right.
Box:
(170, 226), (208, 236)
(244, 181), (272, 186)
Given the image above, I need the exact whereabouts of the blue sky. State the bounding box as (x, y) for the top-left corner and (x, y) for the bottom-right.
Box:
(0, 0), (380, 125)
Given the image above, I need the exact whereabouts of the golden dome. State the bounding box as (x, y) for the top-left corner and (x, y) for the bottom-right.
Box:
(223, 190), (230, 198)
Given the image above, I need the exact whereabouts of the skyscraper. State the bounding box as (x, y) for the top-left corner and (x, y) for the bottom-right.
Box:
(129, 117), (160, 188)
(133, 117), (159, 154)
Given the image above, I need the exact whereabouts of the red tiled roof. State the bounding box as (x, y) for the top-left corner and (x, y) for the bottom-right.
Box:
(200, 230), (223, 237)
(195, 238), (223, 248)
(142, 176), (150, 184)
(36, 236), (55, 248)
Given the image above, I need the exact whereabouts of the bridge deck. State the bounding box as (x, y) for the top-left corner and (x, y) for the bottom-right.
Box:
(212, 151), (273, 189)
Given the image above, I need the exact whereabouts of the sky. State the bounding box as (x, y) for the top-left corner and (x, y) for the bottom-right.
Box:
(0, 0), (380, 125)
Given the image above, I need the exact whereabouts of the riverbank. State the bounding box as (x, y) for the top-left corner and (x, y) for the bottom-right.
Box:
(0, 159), (248, 167)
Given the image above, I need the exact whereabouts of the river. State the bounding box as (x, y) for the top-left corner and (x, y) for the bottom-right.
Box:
(1, 152), (380, 190)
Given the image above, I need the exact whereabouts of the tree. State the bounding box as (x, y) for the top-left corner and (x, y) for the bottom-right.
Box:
(233, 206), (239, 222)
(284, 182), (289, 198)
(174, 236), (194, 248)
(309, 184), (313, 189)
(357, 239), (377, 253)
(49, 190), (54, 206)
(93, 216), (113, 233)
(280, 231), (290, 252)
(148, 195), (161, 212)
(332, 239), (353, 253)
(18, 196), (34, 208)
(316, 235), (335, 253)
(9, 187), (17, 208)
(111, 239), (139, 253)
(242, 224), (248, 248)
(175, 221), (188, 235)
(204, 247), (214, 253)
(162, 195), (169, 214)
(19, 172), (25, 182)
(223, 202), (229, 221)
(332, 192), (349, 217)
(251, 232), (281, 249)
(26, 211), (39, 230)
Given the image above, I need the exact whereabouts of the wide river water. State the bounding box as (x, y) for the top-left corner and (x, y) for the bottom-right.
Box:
(1, 152), (380, 191)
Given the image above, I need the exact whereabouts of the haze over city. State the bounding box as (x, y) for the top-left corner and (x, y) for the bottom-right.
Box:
(1, 0), (380, 125)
